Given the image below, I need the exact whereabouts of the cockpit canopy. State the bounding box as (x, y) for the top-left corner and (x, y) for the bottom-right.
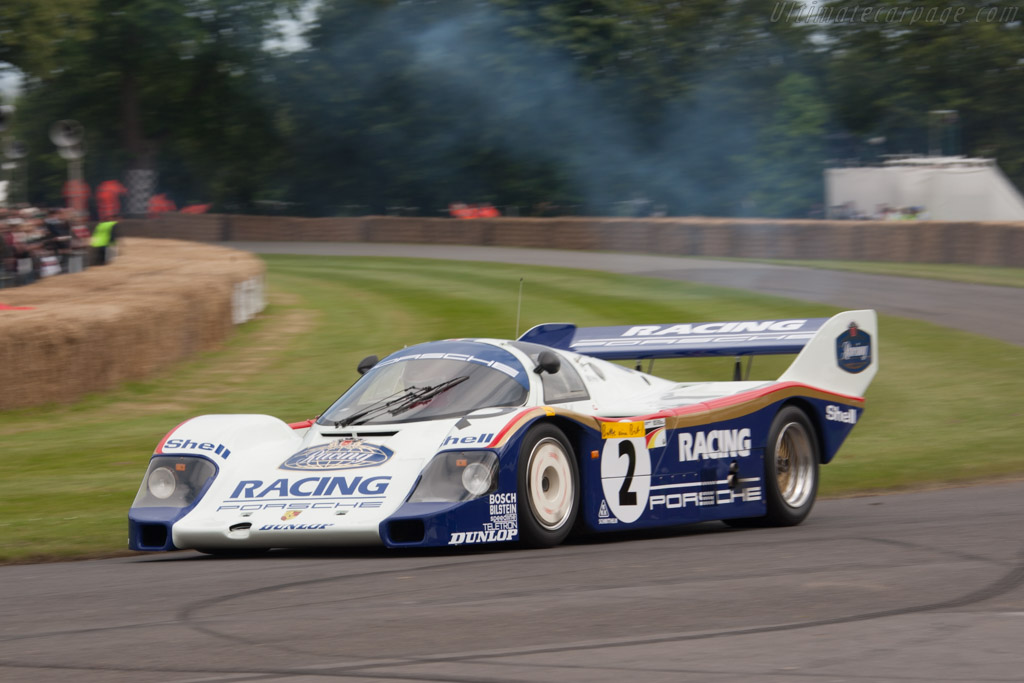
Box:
(317, 341), (530, 426)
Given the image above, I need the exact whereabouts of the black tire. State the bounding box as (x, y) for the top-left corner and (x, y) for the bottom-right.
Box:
(517, 423), (580, 548)
(195, 547), (270, 557)
(764, 405), (820, 525)
(725, 406), (820, 528)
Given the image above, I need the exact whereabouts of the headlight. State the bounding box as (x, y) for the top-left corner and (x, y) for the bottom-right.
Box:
(132, 456), (218, 509)
(461, 462), (493, 497)
(408, 451), (499, 503)
(148, 467), (176, 499)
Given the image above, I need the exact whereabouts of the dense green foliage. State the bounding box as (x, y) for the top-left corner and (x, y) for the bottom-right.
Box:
(2, 0), (1023, 217)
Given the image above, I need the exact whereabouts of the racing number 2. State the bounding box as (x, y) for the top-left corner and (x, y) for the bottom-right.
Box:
(618, 440), (637, 506)
(600, 435), (651, 524)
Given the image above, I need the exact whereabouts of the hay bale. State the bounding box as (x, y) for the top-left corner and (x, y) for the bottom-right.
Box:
(0, 238), (264, 410)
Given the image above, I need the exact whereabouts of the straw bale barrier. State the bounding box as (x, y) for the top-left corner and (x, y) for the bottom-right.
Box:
(0, 238), (264, 411)
(123, 214), (1024, 267)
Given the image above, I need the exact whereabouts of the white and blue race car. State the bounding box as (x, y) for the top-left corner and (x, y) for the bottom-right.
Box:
(129, 309), (877, 552)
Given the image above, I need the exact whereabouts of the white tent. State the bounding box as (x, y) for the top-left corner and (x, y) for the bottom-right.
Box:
(825, 157), (1024, 221)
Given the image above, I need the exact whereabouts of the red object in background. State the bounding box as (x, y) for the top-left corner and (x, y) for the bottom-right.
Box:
(62, 180), (91, 214)
(96, 180), (127, 220)
(147, 193), (177, 216)
(180, 204), (212, 214)
(449, 202), (499, 219)
(0, 304), (36, 311)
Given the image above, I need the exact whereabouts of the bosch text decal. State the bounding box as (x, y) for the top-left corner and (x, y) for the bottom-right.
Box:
(449, 492), (518, 545)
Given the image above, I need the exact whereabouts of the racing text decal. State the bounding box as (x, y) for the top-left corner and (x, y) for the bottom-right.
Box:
(678, 429), (752, 461)
(228, 476), (391, 498)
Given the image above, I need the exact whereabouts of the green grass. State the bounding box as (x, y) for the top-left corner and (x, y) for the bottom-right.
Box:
(1, 254), (1021, 563)
(744, 258), (1024, 288)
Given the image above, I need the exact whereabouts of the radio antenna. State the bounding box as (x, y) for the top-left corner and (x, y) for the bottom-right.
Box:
(515, 277), (524, 338)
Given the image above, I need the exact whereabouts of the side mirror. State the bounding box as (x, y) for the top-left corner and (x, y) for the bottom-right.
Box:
(357, 355), (379, 375)
(534, 350), (561, 375)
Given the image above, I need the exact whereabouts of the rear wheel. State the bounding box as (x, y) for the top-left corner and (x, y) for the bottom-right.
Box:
(726, 406), (819, 528)
(517, 424), (579, 548)
(764, 406), (819, 526)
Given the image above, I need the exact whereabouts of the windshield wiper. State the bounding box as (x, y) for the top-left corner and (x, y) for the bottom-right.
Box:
(336, 376), (468, 427)
(385, 376), (469, 419)
(333, 388), (410, 428)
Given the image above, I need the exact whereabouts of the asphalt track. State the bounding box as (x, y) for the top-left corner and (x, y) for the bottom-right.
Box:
(2, 243), (1022, 683)
(229, 242), (1024, 346)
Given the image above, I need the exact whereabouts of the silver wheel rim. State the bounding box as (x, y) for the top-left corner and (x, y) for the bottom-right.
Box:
(774, 421), (815, 509)
(526, 437), (574, 530)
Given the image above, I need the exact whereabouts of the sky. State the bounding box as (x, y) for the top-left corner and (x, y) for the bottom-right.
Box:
(0, 70), (23, 99)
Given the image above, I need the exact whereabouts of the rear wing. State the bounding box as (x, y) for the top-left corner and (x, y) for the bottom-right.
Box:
(518, 318), (829, 360)
(519, 309), (878, 398)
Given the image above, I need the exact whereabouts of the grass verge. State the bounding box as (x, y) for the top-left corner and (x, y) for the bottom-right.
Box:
(744, 258), (1024, 288)
(1, 254), (1021, 563)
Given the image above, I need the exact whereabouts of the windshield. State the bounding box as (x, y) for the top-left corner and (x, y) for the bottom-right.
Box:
(318, 342), (530, 426)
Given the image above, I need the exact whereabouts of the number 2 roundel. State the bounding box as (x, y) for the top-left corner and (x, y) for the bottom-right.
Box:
(600, 437), (651, 523)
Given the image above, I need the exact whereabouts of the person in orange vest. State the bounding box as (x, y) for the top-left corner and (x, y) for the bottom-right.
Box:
(96, 180), (127, 221)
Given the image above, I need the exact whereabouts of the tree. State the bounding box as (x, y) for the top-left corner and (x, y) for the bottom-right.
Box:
(744, 73), (829, 216)
(826, 0), (1024, 182)
(0, 0), (95, 79)
(12, 0), (298, 208)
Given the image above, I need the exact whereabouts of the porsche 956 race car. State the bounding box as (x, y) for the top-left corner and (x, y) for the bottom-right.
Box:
(129, 309), (877, 552)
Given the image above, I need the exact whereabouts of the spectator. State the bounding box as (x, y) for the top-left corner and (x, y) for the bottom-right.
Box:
(90, 216), (119, 265)
(0, 204), (94, 284)
(44, 208), (72, 262)
(0, 210), (15, 287)
(96, 179), (127, 221)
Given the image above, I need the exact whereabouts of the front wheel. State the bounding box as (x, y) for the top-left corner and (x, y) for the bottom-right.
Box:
(517, 424), (579, 548)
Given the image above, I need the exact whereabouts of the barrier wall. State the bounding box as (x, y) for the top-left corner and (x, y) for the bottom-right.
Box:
(0, 238), (265, 410)
(122, 214), (1024, 267)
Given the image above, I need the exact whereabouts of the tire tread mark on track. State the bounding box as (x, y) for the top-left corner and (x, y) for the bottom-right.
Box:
(319, 544), (1024, 676)
(178, 534), (1017, 655)
(2, 545), (1021, 682)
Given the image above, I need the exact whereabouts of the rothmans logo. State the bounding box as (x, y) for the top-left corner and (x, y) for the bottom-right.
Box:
(835, 322), (872, 374)
(280, 438), (394, 471)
